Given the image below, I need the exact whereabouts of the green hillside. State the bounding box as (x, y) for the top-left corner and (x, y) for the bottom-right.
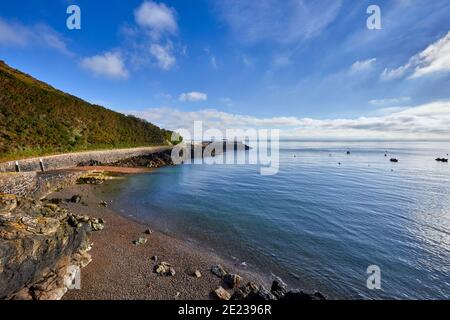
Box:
(0, 60), (176, 162)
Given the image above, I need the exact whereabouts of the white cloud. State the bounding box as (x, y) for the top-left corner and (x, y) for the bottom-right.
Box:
(122, 2), (179, 71)
(150, 43), (176, 70)
(0, 18), (71, 55)
(131, 100), (450, 140)
(369, 97), (411, 106)
(349, 58), (376, 74)
(134, 1), (177, 39)
(179, 92), (208, 102)
(381, 30), (450, 80)
(217, 0), (342, 45)
(80, 52), (129, 80)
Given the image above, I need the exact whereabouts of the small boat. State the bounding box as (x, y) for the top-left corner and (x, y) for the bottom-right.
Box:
(436, 158), (449, 163)
(390, 158), (399, 163)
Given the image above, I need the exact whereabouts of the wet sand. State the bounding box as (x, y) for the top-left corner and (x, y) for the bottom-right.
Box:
(52, 178), (269, 300)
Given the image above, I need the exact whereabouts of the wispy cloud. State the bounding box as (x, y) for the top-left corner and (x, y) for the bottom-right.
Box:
(369, 96), (411, 107)
(216, 0), (342, 45)
(0, 18), (29, 46)
(179, 91), (208, 102)
(150, 43), (176, 70)
(381, 30), (450, 80)
(220, 97), (233, 107)
(349, 58), (377, 74)
(131, 100), (450, 140)
(80, 52), (129, 80)
(203, 48), (218, 69)
(0, 18), (72, 55)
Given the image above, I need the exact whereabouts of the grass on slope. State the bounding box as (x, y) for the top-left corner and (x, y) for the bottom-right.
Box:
(0, 61), (179, 162)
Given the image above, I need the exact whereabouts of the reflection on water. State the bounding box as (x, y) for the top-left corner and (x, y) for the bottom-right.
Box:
(101, 141), (450, 299)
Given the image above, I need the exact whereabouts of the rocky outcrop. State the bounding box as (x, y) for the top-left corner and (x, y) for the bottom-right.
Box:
(154, 262), (176, 276)
(208, 266), (326, 301)
(78, 150), (174, 169)
(190, 141), (251, 159)
(0, 194), (100, 300)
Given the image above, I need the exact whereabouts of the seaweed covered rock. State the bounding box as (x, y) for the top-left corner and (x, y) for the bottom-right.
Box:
(0, 194), (96, 300)
(107, 150), (174, 168)
(77, 172), (111, 185)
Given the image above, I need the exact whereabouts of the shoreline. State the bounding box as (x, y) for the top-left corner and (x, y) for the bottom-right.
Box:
(52, 179), (273, 300)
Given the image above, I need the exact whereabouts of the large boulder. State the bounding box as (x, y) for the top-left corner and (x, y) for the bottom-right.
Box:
(223, 273), (242, 289)
(0, 194), (94, 300)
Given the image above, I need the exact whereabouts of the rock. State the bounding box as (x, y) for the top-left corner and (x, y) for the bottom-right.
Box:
(48, 198), (63, 205)
(231, 288), (247, 300)
(144, 229), (153, 234)
(70, 195), (82, 203)
(0, 195), (91, 299)
(151, 255), (158, 262)
(133, 237), (148, 246)
(246, 286), (277, 300)
(313, 291), (326, 300)
(223, 273), (242, 289)
(240, 282), (260, 296)
(154, 262), (176, 276)
(77, 160), (103, 167)
(280, 290), (313, 301)
(89, 218), (105, 231)
(77, 173), (110, 185)
(213, 286), (231, 300)
(271, 280), (287, 299)
(193, 270), (202, 278)
(211, 265), (227, 278)
(0, 194), (17, 218)
(68, 215), (104, 232)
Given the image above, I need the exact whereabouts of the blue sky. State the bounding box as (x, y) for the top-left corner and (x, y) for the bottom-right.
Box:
(1, 0), (450, 139)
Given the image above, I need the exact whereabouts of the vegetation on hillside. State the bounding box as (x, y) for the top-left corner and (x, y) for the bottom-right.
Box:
(0, 61), (179, 162)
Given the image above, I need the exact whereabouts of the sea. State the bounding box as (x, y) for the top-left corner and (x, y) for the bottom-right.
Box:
(98, 141), (450, 299)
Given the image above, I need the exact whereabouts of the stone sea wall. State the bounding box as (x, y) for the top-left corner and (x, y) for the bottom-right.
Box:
(0, 171), (84, 199)
(0, 146), (172, 173)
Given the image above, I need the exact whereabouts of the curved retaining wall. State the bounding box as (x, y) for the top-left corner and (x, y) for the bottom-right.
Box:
(0, 146), (172, 173)
(0, 171), (85, 199)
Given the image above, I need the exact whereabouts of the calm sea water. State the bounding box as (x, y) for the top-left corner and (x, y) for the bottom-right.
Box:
(101, 141), (450, 299)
